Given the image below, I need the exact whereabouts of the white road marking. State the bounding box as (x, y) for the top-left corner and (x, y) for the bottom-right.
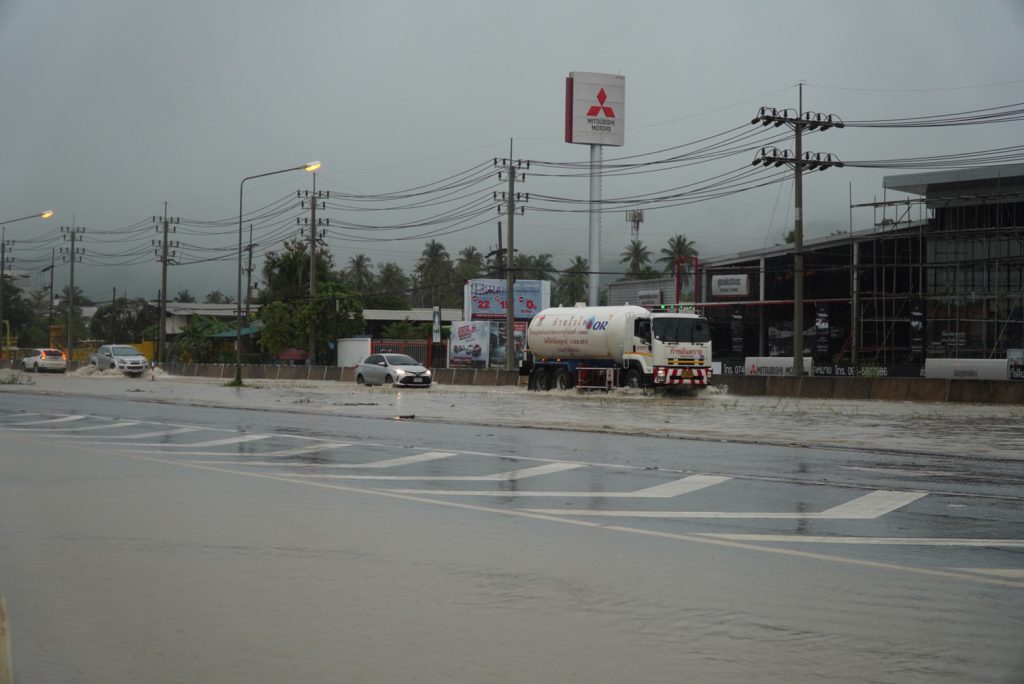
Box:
(526, 490), (927, 519)
(271, 462), (582, 481)
(382, 474), (731, 498)
(696, 534), (1024, 548)
(3, 421), (140, 433)
(951, 568), (1024, 578)
(4, 415), (87, 426)
(838, 465), (961, 478)
(185, 450), (455, 468)
(818, 490), (927, 518)
(106, 434), (270, 448)
(73, 427), (200, 440)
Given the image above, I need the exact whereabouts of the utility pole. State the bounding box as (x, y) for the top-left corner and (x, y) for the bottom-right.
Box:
(243, 224), (259, 321)
(298, 175), (329, 364)
(494, 150), (529, 371)
(60, 224), (85, 359)
(152, 205), (179, 363)
(752, 87), (843, 376)
(46, 249), (55, 345)
(0, 227), (13, 360)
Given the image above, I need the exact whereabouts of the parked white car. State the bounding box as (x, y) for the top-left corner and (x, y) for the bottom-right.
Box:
(89, 344), (149, 377)
(21, 348), (67, 373)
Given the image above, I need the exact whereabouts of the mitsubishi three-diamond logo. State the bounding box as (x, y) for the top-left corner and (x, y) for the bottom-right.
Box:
(586, 88), (616, 118)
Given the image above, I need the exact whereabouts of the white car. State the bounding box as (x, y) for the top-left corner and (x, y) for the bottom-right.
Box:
(89, 344), (149, 377)
(21, 348), (67, 373)
(355, 353), (432, 388)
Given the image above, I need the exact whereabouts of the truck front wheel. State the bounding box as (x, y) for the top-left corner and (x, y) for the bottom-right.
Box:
(622, 367), (643, 389)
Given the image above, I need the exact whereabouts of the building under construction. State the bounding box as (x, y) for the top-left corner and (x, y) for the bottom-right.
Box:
(699, 164), (1024, 375)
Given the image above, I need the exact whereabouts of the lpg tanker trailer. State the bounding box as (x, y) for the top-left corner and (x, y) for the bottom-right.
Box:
(524, 304), (712, 391)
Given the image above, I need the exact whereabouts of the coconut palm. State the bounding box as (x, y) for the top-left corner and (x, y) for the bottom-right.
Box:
(346, 253), (375, 294)
(554, 256), (589, 305)
(455, 245), (485, 281)
(657, 234), (699, 283)
(415, 239), (453, 307)
(619, 239), (653, 280)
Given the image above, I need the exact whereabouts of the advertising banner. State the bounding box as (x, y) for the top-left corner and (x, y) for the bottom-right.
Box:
(1007, 349), (1023, 380)
(815, 304), (831, 360)
(449, 321), (489, 369)
(487, 320), (528, 368)
(465, 279), (546, 320)
(730, 308), (744, 356)
(564, 72), (625, 146)
(909, 298), (925, 359)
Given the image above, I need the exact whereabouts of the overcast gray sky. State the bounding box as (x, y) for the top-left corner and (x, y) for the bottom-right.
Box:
(3, 0), (1024, 304)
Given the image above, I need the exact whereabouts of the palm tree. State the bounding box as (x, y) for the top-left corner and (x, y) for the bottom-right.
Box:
(415, 239), (453, 307)
(371, 262), (411, 309)
(346, 254), (375, 294)
(620, 239), (652, 280)
(554, 256), (589, 305)
(456, 246), (485, 276)
(657, 234), (699, 283)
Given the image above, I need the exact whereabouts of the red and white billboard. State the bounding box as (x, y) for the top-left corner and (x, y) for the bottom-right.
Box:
(565, 71), (625, 146)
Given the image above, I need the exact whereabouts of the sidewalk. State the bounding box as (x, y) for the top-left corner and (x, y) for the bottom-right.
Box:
(1, 368), (1022, 460)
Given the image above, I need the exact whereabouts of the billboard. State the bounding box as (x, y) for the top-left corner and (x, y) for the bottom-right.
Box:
(449, 321), (489, 369)
(711, 274), (749, 298)
(565, 72), (625, 146)
(464, 279), (548, 320)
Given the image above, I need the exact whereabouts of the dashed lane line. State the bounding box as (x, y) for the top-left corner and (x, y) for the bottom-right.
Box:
(697, 534), (1024, 549)
(271, 462), (583, 481)
(185, 450), (456, 468)
(525, 490), (927, 520)
(382, 474), (731, 498)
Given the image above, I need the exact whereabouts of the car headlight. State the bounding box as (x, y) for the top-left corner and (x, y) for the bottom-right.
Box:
(424, 370), (432, 377)
(394, 368), (407, 376)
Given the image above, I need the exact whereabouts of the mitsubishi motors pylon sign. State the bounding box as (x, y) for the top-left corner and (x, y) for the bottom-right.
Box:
(565, 71), (625, 146)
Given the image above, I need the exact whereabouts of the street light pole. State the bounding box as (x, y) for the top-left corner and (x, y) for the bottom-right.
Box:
(235, 162), (320, 384)
(0, 211), (53, 362)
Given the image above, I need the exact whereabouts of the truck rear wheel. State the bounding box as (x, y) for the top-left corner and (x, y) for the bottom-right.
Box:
(553, 367), (573, 390)
(529, 366), (550, 391)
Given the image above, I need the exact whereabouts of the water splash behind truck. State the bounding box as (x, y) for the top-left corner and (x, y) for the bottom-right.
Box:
(524, 304), (712, 391)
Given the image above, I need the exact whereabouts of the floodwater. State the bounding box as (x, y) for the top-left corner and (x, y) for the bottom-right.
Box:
(1, 373), (1022, 682)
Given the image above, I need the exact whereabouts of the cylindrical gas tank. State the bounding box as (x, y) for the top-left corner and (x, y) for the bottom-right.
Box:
(526, 305), (648, 363)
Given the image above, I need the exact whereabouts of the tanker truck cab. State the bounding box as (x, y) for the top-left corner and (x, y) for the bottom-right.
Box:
(525, 304), (712, 391)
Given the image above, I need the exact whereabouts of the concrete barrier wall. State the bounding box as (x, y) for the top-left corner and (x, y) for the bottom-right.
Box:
(153, 364), (1022, 404)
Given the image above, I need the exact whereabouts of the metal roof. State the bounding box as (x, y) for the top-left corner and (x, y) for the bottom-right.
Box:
(883, 164), (1024, 198)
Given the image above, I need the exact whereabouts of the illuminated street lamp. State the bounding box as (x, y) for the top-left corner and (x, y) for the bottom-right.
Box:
(235, 163), (320, 383)
(1, 211), (54, 361)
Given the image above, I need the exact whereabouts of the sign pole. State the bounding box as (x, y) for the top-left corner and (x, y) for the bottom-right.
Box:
(588, 143), (602, 305)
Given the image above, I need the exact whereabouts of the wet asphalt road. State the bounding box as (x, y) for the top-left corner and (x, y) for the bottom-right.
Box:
(0, 392), (1022, 683)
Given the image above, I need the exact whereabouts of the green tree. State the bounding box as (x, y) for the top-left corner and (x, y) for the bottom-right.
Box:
(170, 315), (228, 363)
(294, 282), (365, 364)
(346, 254), (375, 294)
(204, 290), (234, 304)
(619, 239), (653, 280)
(174, 290), (196, 303)
(53, 285), (93, 344)
(90, 297), (158, 342)
(259, 238), (336, 304)
(365, 262), (411, 309)
(414, 239), (454, 307)
(554, 256), (589, 306)
(381, 318), (429, 340)
(257, 300), (299, 358)
(657, 234), (699, 279)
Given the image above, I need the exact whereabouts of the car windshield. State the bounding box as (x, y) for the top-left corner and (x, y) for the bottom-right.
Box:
(652, 317), (712, 344)
(385, 354), (418, 366)
(112, 346), (140, 356)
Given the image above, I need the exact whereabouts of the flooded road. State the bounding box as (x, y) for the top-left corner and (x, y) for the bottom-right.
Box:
(0, 384), (1022, 682)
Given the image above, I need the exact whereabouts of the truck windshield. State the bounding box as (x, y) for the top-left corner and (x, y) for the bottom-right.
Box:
(653, 317), (711, 344)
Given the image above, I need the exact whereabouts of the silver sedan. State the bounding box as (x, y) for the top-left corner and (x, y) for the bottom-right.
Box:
(354, 353), (432, 388)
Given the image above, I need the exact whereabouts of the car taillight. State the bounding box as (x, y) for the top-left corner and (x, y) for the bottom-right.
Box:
(40, 351), (47, 358)
(62, 352), (68, 360)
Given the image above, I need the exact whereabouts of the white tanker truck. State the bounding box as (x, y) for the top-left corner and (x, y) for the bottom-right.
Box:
(524, 304), (712, 391)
